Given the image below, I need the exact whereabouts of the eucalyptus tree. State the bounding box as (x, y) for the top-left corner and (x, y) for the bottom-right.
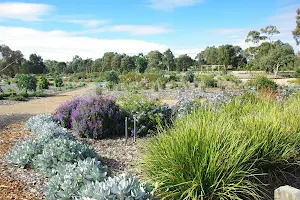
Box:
(292, 8), (300, 45)
(163, 49), (176, 71)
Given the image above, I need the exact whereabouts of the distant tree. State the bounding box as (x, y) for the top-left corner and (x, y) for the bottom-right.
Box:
(217, 45), (236, 68)
(244, 47), (259, 61)
(55, 62), (66, 74)
(0, 45), (24, 76)
(259, 43), (294, 76)
(261, 25), (280, 44)
(292, 8), (300, 45)
(92, 58), (102, 72)
(101, 52), (115, 72)
(28, 54), (47, 74)
(176, 54), (194, 71)
(195, 52), (206, 66)
(203, 46), (219, 65)
(120, 55), (135, 73)
(147, 50), (163, 70)
(80, 58), (93, 74)
(135, 55), (148, 73)
(233, 46), (247, 69)
(163, 49), (176, 71)
(69, 55), (82, 73)
(111, 54), (122, 72)
(245, 30), (267, 44)
(16, 74), (37, 93)
(44, 60), (57, 74)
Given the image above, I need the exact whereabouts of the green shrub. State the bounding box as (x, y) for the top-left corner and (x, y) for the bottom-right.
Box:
(224, 74), (241, 85)
(248, 76), (278, 90)
(170, 81), (178, 89)
(104, 70), (119, 84)
(295, 67), (300, 78)
(141, 94), (300, 199)
(185, 71), (195, 83)
(19, 91), (29, 98)
(121, 94), (173, 137)
(8, 95), (25, 101)
(143, 72), (161, 82)
(199, 75), (217, 88)
(16, 74), (37, 93)
(27, 91), (46, 97)
(7, 88), (17, 96)
(106, 81), (114, 90)
(38, 75), (49, 90)
(54, 76), (63, 87)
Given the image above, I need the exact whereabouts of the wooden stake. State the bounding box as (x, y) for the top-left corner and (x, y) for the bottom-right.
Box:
(133, 117), (136, 142)
(125, 117), (128, 144)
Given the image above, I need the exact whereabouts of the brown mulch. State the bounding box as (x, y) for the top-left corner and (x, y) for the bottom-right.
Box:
(0, 122), (40, 200)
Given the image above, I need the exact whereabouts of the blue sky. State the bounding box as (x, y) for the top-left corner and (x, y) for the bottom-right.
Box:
(0, 0), (299, 61)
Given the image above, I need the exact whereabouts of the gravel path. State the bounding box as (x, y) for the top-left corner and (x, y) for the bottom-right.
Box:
(0, 84), (94, 115)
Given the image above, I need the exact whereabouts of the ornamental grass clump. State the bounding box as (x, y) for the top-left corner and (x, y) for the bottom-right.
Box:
(141, 92), (300, 200)
(71, 96), (125, 139)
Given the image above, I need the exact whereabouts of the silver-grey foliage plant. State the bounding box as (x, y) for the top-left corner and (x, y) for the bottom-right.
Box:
(6, 114), (74, 168)
(33, 138), (98, 176)
(78, 174), (154, 200)
(45, 158), (107, 199)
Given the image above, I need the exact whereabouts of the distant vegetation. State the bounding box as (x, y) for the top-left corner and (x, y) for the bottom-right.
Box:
(0, 24), (299, 78)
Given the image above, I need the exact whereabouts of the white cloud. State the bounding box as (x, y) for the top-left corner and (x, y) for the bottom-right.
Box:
(63, 19), (108, 27)
(0, 26), (169, 61)
(73, 25), (173, 36)
(148, 0), (204, 11)
(0, 2), (53, 21)
(173, 48), (203, 58)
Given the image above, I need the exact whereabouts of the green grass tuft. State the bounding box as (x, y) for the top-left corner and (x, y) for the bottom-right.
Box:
(141, 93), (300, 199)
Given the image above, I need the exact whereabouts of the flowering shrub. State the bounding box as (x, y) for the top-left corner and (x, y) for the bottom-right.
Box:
(55, 98), (83, 128)
(122, 94), (173, 137)
(71, 96), (125, 139)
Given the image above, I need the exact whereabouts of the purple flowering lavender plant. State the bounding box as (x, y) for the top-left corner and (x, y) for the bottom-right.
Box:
(71, 96), (125, 139)
(55, 98), (83, 128)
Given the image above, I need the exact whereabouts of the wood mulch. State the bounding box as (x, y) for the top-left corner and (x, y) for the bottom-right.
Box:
(0, 122), (40, 200)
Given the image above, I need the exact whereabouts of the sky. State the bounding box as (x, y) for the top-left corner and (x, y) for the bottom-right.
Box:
(0, 0), (299, 61)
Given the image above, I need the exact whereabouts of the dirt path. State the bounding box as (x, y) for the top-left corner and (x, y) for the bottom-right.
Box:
(0, 84), (94, 115)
